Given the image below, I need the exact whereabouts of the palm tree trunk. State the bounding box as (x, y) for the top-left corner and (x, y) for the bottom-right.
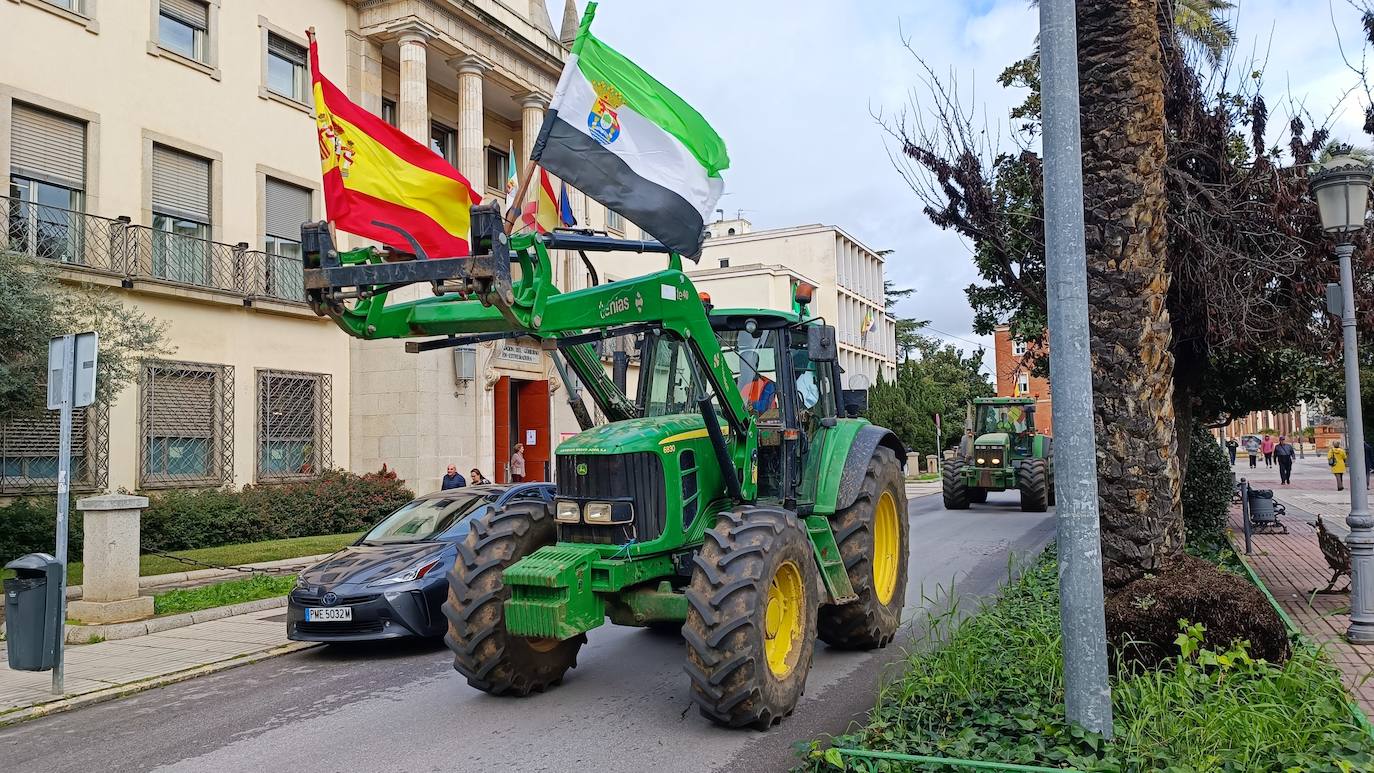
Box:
(1077, 0), (1186, 587)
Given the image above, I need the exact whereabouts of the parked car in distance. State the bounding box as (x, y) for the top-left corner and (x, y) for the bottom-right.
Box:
(287, 483), (555, 643)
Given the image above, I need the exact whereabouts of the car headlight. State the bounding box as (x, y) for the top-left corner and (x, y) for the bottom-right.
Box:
(371, 559), (442, 586)
(295, 574), (309, 590)
(556, 499), (581, 523)
(585, 502), (614, 523)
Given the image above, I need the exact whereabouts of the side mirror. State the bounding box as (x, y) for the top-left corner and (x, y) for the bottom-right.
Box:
(842, 388), (867, 417)
(807, 324), (837, 362)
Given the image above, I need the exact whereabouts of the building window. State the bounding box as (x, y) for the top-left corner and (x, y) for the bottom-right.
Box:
(266, 33), (308, 103)
(381, 98), (397, 127)
(1012, 340), (1027, 357)
(263, 178), (311, 300)
(431, 123), (456, 164)
(1016, 372), (1030, 396)
(727, 227), (736, 235)
(486, 145), (509, 192)
(150, 144), (213, 285)
(257, 370), (332, 481)
(139, 360), (234, 488)
(8, 103), (87, 264)
(0, 403), (108, 494)
(718, 258), (729, 268)
(606, 209), (624, 233)
(158, 0), (209, 62)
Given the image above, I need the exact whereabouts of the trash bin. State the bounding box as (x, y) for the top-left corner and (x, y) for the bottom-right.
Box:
(1248, 489), (1278, 524)
(4, 553), (62, 671)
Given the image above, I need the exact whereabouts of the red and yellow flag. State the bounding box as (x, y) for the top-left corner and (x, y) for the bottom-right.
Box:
(519, 167), (559, 235)
(309, 35), (480, 256)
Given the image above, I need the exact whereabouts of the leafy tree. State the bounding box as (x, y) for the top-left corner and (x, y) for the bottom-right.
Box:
(0, 252), (172, 422)
(866, 334), (993, 459)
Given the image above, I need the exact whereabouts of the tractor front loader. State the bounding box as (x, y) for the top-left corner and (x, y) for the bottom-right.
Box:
(301, 205), (909, 728)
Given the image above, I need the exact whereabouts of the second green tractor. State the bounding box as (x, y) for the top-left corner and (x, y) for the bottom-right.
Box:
(942, 396), (1054, 512)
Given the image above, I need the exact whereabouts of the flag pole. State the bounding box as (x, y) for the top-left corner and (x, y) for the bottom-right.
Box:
(504, 159), (537, 235)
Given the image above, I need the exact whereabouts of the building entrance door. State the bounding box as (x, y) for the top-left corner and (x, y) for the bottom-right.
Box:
(493, 376), (550, 482)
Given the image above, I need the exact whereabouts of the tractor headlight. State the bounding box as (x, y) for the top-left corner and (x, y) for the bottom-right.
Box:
(555, 500), (582, 523)
(584, 501), (633, 524)
(585, 502), (614, 523)
(992, 457), (1001, 465)
(976, 457), (986, 465)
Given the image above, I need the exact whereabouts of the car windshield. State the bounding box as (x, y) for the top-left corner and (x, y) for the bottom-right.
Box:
(362, 493), (490, 544)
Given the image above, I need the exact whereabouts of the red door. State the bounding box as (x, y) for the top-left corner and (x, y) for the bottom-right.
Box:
(494, 376), (511, 483)
(516, 379), (551, 482)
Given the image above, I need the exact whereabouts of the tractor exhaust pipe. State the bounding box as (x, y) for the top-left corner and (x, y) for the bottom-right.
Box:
(698, 396), (743, 502)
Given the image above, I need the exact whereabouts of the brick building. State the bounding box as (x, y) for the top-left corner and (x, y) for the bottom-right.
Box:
(991, 325), (1053, 435)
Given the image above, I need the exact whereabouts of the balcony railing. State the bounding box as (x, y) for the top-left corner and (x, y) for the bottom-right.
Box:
(1, 195), (307, 304)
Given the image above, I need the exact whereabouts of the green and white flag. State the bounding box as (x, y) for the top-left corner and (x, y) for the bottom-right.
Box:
(531, 2), (729, 258)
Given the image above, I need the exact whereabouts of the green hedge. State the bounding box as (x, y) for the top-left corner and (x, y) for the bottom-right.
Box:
(0, 468), (414, 566)
(1182, 424), (1234, 546)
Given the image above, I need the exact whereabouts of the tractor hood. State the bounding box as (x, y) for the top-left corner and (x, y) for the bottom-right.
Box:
(973, 432), (1011, 447)
(556, 414), (722, 456)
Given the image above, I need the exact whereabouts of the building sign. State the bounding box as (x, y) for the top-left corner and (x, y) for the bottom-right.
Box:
(499, 344), (541, 364)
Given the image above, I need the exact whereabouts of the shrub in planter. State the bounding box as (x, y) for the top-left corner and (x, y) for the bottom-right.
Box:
(1105, 554), (1288, 670)
(0, 496), (82, 567)
(1182, 423), (1233, 546)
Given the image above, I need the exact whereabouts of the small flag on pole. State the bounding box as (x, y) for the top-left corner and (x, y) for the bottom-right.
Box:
(558, 181), (576, 227)
(519, 167), (559, 234)
(504, 142), (518, 214)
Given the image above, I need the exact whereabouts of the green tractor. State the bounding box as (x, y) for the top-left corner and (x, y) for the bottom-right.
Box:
(301, 205), (908, 728)
(941, 396), (1053, 512)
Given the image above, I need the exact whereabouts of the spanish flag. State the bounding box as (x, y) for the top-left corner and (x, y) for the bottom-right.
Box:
(519, 167), (559, 235)
(309, 34), (480, 256)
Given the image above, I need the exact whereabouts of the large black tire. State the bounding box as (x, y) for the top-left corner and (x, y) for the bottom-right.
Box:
(942, 460), (970, 510)
(968, 488), (989, 503)
(1018, 458), (1050, 513)
(443, 500), (584, 696)
(818, 446), (908, 650)
(684, 506), (819, 729)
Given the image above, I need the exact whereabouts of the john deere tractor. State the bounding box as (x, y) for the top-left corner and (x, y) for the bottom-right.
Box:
(301, 205), (908, 729)
(941, 396), (1053, 512)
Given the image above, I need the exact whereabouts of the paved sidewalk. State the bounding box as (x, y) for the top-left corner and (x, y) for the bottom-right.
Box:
(0, 606), (310, 723)
(906, 478), (941, 499)
(1229, 453), (1374, 713)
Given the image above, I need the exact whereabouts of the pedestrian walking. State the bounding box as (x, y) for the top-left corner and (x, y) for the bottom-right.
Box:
(510, 443), (526, 483)
(1274, 435), (1295, 485)
(1244, 435), (1260, 469)
(1330, 441), (1349, 491)
(1225, 437), (1238, 466)
(441, 464), (467, 490)
(1261, 433), (1276, 467)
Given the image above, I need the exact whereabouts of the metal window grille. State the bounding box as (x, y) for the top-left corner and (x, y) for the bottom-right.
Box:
(0, 402), (108, 494)
(139, 360), (234, 488)
(257, 369), (331, 481)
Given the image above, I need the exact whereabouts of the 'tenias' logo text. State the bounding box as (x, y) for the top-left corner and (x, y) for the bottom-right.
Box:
(599, 295), (631, 319)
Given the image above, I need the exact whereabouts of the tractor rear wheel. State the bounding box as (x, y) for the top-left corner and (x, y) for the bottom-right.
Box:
(818, 446), (908, 650)
(942, 460), (970, 510)
(684, 506), (818, 729)
(1018, 458), (1050, 513)
(968, 488), (988, 504)
(443, 500), (584, 696)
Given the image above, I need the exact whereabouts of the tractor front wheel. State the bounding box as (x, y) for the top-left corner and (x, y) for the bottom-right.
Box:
(942, 460), (970, 510)
(1018, 458), (1050, 513)
(443, 500), (584, 696)
(685, 506), (818, 729)
(818, 446), (908, 650)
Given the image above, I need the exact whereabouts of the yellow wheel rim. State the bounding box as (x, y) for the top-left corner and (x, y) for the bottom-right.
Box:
(873, 490), (900, 606)
(764, 560), (805, 678)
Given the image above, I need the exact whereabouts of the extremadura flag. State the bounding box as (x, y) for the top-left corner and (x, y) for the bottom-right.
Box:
(309, 33), (480, 257)
(532, 2), (729, 258)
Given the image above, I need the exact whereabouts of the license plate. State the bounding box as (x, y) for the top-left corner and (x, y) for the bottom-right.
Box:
(305, 607), (352, 622)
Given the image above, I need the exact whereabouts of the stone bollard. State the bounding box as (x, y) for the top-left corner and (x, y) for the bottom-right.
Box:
(67, 494), (153, 624)
(926, 455), (939, 475)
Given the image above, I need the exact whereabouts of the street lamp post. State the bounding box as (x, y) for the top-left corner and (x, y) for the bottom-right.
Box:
(1311, 153), (1374, 643)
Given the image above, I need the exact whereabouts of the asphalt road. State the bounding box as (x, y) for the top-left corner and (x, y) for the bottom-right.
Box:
(0, 492), (1054, 773)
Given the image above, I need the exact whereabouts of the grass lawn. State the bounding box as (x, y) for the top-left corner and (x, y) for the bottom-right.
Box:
(4, 533), (361, 586)
(152, 574), (298, 617)
(803, 546), (1374, 772)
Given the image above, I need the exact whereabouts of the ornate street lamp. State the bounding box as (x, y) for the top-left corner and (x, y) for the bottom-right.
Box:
(1311, 151), (1374, 643)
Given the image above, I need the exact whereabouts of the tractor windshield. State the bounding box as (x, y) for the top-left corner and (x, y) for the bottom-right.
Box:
(975, 404), (1031, 436)
(642, 334), (709, 417)
(716, 329), (781, 421)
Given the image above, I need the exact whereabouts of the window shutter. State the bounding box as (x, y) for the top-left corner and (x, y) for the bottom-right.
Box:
(11, 103), (85, 189)
(264, 178), (311, 240)
(1, 410), (87, 456)
(151, 145), (211, 223)
(267, 33), (306, 65)
(148, 370), (215, 437)
(160, 0), (208, 29)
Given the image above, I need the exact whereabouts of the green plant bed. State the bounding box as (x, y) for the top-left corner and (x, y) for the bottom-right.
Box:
(803, 547), (1374, 772)
(152, 574), (297, 617)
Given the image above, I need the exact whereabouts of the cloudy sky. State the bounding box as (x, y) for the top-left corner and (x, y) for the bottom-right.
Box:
(550, 0), (1372, 367)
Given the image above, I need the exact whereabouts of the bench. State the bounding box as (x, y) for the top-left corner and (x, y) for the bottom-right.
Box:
(1313, 515), (1352, 595)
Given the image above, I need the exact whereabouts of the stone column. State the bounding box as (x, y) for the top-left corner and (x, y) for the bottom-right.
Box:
(455, 56), (488, 191)
(398, 31), (430, 145)
(519, 94), (548, 167)
(67, 494), (153, 624)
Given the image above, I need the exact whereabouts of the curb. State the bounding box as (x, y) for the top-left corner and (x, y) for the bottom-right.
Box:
(64, 553), (332, 600)
(61, 596), (288, 644)
(0, 640), (321, 728)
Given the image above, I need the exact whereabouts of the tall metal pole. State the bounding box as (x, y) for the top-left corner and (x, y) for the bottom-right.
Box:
(1038, 0), (1113, 735)
(53, 334), (74, 695)
(1338, 243), (1374, 642)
